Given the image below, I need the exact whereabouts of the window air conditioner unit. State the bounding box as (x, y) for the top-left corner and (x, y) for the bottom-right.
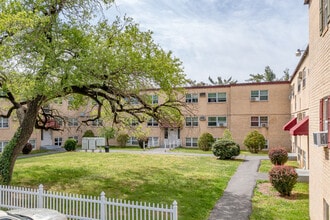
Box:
(218, 123), (227, 127)
(199, 93), (206, 97)
(261, 123), (268, 128)
(199, 116), (206, 121)
(251, 97), (259, 101)
(313, 131), (328, 147)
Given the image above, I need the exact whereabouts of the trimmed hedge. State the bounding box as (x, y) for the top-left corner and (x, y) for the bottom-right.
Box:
(198, 133), (215, 151)
(269, 165), (298, 196)
(268, 147), (288, 165)
(212, 139), (240, 160)
(64, 138), (77, 151)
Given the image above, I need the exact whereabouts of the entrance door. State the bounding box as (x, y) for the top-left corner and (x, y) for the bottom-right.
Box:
(164, 128), (180, 148)
(168, 128), (178, 143)
(41, 129), (53, 146)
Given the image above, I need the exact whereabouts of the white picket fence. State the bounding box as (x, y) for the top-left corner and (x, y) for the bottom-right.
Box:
(0, 184), (178, 220)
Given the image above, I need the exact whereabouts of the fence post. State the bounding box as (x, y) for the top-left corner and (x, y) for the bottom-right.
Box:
(38, 184), (44, 208)
(172, 200), (178, 220)
(100, 192), (106, 220)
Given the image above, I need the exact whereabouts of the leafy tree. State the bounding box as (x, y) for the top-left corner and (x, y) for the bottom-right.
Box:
(83, 130), (95, 138)
(246, 66), (277, 82)
(281, 68), (290, 81)
(100, 127), (116, 146)
(243, 130), (266, 153)
(0, 0), (186, 184)
(208, 76), (237, 85)
(264, 66), (276, 82)
(246, 73), (265, 83)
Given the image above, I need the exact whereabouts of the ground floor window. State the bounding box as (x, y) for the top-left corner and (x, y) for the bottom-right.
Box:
(54, 137), (63, 146)
(0, 141), (8, 152)
(324, 199), (329, 220)
(148, 137), (159, 147)
(127, 137), (138, 145)
(185, 137), (198, 147)
(28, 139), (36, 149)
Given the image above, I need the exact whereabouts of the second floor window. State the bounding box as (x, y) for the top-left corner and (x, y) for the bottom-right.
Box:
(147, 118), (159, 127)
(92, 119), (103, 127)
(0, 117), (9, 128)
(208, 116), (227, 127)
(208, 92), (226, 103)
(251, 90), (268, 101)
(186, 93), (198, 103)
(151, 95), (158, 104)
(251, 116), (268, 127)
(68, 118), (78, 127)
(185, 117), (198, 127)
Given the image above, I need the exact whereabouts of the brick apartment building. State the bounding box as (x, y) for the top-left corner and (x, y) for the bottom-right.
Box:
(0, 81), (291, 151)
(299, 0), (330, 219)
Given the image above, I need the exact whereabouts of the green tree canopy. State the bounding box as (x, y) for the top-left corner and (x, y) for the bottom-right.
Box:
(0, 0), (187, 184)
(208, 76), (237, 85)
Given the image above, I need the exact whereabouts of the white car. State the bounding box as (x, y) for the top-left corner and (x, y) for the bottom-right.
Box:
(0, 208), (67, 220)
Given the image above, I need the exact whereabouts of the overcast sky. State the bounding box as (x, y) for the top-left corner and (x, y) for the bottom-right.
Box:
(108, 0), (308, 83)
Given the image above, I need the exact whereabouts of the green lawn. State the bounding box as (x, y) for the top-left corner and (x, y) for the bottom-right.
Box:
(13, 152), (241, 220)
(258, 160), (300, 173)
(251, 159), (309, 219)
(251, 181), (309, 220)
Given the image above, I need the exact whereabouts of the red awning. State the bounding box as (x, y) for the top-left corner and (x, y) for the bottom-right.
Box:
(290, 117), (309, 136)
(283, 117), (297, 131)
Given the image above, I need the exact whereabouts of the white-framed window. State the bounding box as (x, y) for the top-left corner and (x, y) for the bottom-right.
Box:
(263, 140), (269, 149)
(208, 92), (226, 103)
(54, 137), (62, 146)
(302, 68), (307, 88)
(147, 118), (158, 127)
(151, 95), (158, 104)
(55, 117), (63, 126)
(185, 117), (198, 127)
(148, 137), (159, 147)
(251, 116), (268, 127)
(0, 141), (9, 152)
(0, 117), (9, 128)
(251, 90), (268, 101)
(324, 198), (330, 220)
(68, 118), (78, 127)
(127, 137), (138, 145)
(92, 119), (103, 127)
(28, 139), (36, 149)
(130, 118), (139, 126)
(208, 116), (227, 127)
(185, 137), (198, 147)
(320, 0), (330, 35)
(186, 93), (198, 103)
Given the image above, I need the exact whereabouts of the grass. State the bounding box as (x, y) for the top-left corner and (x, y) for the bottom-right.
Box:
(251, 158), (308, 219)
(250, 181), (309, 220)
(171, 147), (213, 154)
(13, 152), (241, 220)
(258, 160), (300, 173)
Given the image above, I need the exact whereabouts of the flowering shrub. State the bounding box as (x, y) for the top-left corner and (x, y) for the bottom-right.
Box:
(268, 147), (288, 165)
(269, 165), (298, 196)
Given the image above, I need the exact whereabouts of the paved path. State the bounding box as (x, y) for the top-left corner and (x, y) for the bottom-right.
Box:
(208, 155), (268, 220)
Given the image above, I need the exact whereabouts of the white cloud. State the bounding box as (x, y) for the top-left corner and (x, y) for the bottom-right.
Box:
(109, 0), (308, 82)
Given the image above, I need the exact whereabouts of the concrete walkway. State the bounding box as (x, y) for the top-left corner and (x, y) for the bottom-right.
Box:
(208, 155), (267, 220)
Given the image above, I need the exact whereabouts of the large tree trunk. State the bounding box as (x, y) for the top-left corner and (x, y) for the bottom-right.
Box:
(0, 97), (42, 185)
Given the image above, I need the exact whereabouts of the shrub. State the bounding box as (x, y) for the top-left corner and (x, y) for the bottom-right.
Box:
(198, 133), (215, 151)
(222, 129), (233, 140)
(212, 139), (240, 159)
(22, 143), (33, 154)
(64, 138), (77, 151)
(269, 165), (298, 196)
(116, 133), (129, 147)
(243, 130), (266, 153)
(83, 130), (95, 137)
(268, 147), (288, 165)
